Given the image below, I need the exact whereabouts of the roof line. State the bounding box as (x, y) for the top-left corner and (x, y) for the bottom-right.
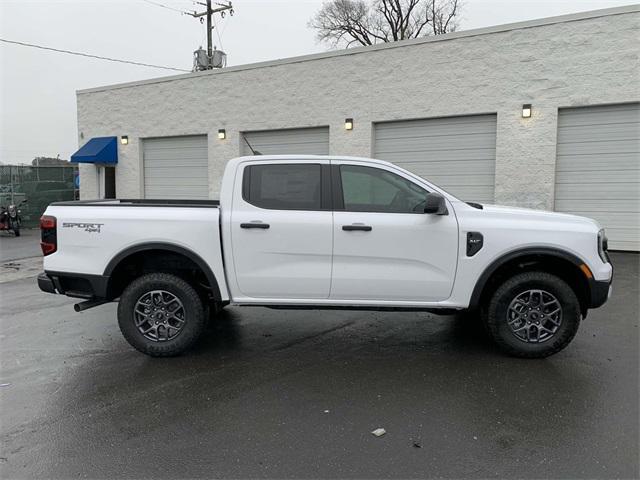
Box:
(78, 4), (640, 95)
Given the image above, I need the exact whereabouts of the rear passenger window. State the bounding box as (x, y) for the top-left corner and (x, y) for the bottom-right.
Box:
(244, 164), (322, 210)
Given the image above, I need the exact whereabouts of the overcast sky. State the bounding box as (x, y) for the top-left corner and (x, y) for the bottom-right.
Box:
(0, 0), (635, 164)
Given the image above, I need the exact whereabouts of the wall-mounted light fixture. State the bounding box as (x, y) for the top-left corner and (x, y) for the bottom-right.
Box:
(522, 104), (532, 118)
(120, 135), (129, 145)
(345, 118), (354, 130)
(218, 129), (226, 140)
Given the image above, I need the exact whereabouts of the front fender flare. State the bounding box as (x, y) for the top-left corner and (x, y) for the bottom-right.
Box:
(468, 247), (589, 310)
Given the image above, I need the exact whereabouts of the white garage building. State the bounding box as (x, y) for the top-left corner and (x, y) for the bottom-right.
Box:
(74, 5), (639, 250)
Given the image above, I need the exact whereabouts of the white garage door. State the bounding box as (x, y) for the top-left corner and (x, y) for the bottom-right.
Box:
(241, 127), (329, 156)
(374, 114), (497, 203)
(143, 135), (209, 199)
(555, 103), (640, 251)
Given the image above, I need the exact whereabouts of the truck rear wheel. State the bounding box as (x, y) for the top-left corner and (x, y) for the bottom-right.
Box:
(118, 273), (206, 357)
(485, 271), (581, 358)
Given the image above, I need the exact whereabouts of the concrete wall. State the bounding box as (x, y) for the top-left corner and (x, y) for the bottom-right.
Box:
(76, 6), (640, 210)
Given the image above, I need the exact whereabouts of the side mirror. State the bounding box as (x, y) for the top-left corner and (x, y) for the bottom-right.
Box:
(424, 192), (448, 215)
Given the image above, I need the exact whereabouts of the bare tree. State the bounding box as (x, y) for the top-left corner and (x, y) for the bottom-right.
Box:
(309, 0), (461, 48)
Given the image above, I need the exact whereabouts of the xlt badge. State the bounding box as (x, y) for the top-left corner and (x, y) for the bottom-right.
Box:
(467, 232), (484, 256)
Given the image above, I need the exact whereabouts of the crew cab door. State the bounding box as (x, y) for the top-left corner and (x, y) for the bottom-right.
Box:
(230, 160), (332, 299)
(330, 161), (458, 302)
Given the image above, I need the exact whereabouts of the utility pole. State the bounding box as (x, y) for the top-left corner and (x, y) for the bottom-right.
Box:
(189, 1), (233, 69)
(206, 0), (213, 62)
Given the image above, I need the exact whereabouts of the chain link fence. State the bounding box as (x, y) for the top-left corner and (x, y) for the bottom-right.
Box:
(0, 165), (79, 228)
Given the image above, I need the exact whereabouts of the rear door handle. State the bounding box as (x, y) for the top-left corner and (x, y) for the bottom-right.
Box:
(241, 222), (270, 229)
(342, 225), (372, 232)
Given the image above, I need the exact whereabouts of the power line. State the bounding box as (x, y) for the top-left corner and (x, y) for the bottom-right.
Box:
(0, 38), (190, 72)
(140, 0), (194, 16)
(212, 14), (223, 50)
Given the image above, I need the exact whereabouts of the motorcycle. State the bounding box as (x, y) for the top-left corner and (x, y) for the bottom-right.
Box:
(0, 199), (27, 237)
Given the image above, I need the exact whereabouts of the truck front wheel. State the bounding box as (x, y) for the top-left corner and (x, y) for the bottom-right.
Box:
(118, 273), (206, 357)
(485, 271), (581, 358)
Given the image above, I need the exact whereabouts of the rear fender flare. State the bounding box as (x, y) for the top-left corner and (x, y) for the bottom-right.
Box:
(103, 242), (222, 301)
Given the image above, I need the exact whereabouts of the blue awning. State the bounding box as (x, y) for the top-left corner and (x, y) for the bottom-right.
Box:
(71, 136), (118, 164)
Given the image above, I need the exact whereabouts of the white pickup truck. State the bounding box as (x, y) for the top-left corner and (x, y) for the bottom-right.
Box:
(38, 155), (613, 358)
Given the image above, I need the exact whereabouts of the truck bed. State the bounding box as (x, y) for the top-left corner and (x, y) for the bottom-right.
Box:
(41, 199), (229, 301)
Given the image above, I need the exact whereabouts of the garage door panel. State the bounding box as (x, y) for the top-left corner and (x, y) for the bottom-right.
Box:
(242, 127), (329, 156)
(382, 149), (495, 163)
(556, 153), (639, 171)
(557, 139), (639, 155)
(395, 159), (496, 176)
(423, 174), (495, 187)
(558, 122), (640, 143)
(143, 135), (209, 199)
(144, 188), (208, 199)
(144, 167), (209, 180)
(555, 103), (640, 251)
(436, 185), (494, 203)
(376, 134), (495, 152)
(377, 115), (498, 130)
(608, 239), (640, 251)
(144, 137), (208, 148)
(141, 158), (209, 168)
(555, 170), (640, 184)
(144, 174), (209, 186)
(375, 122), (497, 139)
(555, 182), (639, 199)
(556, 104), (639, 126)
(143, 150), (208, 161)
(563, 212), (640, 229)
(374, 114), (497, 203)
(555, 199), (640, 213)
(602, 229), (640, 251)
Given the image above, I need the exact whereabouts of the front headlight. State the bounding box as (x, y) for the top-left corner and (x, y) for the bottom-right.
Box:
(597, 229), (609, 263)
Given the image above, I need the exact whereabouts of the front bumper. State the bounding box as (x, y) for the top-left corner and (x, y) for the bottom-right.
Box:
(589, 279), (612, 309)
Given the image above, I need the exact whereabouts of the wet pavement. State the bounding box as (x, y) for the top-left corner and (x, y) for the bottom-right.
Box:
(0, 228), (41, 262)
(1, 253), (638, 479)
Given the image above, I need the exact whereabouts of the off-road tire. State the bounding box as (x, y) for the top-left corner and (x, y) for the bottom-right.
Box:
(485, 271), (581, 358)
(118, 273), (206, 357)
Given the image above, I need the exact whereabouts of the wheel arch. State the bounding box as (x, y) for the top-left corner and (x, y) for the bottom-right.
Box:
(469, 247), (593, 315)
(103, 242), (222, 301)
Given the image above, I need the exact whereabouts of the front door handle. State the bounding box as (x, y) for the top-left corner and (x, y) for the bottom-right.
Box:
(241, 222), (270, 229)
(342, 224), (372, 232)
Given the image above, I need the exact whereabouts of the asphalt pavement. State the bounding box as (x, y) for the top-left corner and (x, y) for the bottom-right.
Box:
(1, 253), (638, 479)
(0, 228), (41, 262)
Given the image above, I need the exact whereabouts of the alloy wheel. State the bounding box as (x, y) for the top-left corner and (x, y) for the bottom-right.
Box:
(506, 289), (562, 343)
(134, 290), (186, 342)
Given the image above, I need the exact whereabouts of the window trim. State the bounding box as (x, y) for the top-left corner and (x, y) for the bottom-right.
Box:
(242, 163), (332, 212)
(332, 164), (429, 214)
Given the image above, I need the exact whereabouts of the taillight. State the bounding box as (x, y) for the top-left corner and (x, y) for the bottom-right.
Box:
(40, 215), (57, 256)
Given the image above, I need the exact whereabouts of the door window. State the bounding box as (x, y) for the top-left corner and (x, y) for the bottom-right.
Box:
(339, 165), (427, 213)
(244, 164), (322, 210)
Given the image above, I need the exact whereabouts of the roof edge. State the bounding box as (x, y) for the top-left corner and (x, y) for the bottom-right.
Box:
(78, 4), (640, 95)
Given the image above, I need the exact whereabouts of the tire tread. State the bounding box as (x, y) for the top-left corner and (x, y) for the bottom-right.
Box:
(485, 271), (581, 358)
(117, 273), (205, 357)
